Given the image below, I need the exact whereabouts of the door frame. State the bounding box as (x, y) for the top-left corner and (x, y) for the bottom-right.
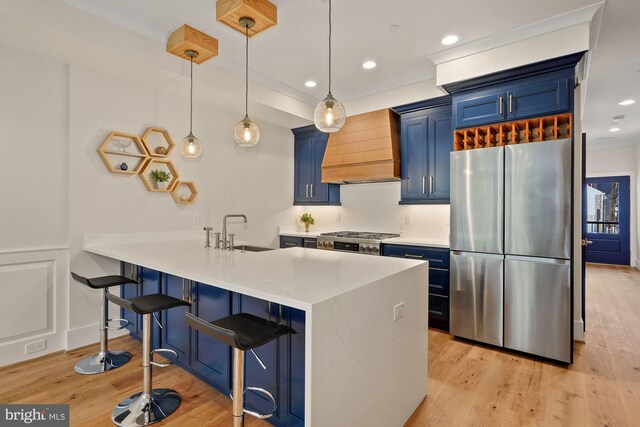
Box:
(586, 171), (636, 267)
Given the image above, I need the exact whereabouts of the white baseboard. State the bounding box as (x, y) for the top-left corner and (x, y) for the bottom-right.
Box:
(0, 331), (67, 367)
(66, 322), (129, 350)
(573, 319), (585, 342)
(635, 259), (640, 271)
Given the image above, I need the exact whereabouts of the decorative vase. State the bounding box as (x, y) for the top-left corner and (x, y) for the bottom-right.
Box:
(154, 181), (167, 190)
(120, 162), (128, 171)
(304, 223), (310, 232)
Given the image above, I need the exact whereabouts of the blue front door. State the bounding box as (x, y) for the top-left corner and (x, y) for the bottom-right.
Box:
(585, 176), (631, 265)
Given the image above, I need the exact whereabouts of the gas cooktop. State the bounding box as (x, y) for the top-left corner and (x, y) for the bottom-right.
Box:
(319, 231), (400, 240)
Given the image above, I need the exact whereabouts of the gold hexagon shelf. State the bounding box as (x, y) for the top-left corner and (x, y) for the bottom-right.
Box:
(171, 181), (198, 204)
(140, 158), (180, 192)
(98, 131), (150, 175)
(141, 127), (176, 158)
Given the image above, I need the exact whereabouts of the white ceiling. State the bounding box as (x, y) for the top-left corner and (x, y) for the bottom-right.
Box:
(57, 0), (639, 147)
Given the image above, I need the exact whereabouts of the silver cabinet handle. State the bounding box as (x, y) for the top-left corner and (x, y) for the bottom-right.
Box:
(404, 254), (423, 259)
(499, 96), (503, 115)
(429, 176), (434, 194)
(284, 242), (297, 247)
(581, 239), (593, 246)
(305, 184), (309, 198)
(182, 278), (186, 302)
(509, 94), (513, 113)
(310, 183), (313, 198)
(422, 176), (426, 194)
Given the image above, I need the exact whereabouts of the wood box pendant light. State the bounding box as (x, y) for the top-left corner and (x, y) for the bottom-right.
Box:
(216, 0), (277, 37)
(166, 25), (219, 64)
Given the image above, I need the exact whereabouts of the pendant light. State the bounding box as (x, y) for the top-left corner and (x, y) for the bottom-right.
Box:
(179, 50), (203, 158)
(314, 0), (345, 133)
(234, 17), (260, 147)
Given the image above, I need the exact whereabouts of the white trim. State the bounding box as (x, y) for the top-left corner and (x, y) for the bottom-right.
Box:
(586, 172), (637, 266)
(573, 319), (585, 342)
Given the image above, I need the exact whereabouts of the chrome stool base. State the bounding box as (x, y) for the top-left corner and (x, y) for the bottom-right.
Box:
(74, 350), (132, 375)
(111, 389), (181, 427)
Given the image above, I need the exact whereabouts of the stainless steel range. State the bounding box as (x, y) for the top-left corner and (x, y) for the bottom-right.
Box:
(316, 231), (400, 255)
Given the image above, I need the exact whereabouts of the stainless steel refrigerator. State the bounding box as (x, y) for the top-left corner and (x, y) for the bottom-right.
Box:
(449, 139), (572, 363)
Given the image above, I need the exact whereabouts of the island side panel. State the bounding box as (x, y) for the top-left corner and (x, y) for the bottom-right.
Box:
(309, 263), (428, 427)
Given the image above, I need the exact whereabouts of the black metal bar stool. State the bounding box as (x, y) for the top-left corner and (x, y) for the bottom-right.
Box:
(185, 311), (296, 427)
(70, 272), (137, 375)
(106, 292), (191, 427)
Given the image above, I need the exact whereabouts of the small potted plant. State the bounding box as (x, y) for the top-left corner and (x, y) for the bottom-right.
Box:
(150, 169), (171, 190)
(300, 213), (314, 232)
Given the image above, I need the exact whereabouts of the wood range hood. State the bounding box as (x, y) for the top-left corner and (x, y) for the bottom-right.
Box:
(321, 109), (401, 184)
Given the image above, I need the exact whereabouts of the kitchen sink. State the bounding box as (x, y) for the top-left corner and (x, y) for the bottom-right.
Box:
(233, 245), (274, 252)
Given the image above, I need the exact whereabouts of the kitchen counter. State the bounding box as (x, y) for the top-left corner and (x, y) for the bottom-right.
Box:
(84, 233), (428, 427)
(384, 237), (450, 248)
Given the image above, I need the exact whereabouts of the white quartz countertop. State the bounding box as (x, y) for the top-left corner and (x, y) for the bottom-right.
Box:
(84, 238), (426, 311)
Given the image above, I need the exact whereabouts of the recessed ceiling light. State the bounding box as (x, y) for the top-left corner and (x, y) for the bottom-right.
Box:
(362, 61), (377, 70)
(618, 99), (636, 106)
(305, 80), (317, 88)
(609, 127), (620, 132)
(441, 35), (459, 46)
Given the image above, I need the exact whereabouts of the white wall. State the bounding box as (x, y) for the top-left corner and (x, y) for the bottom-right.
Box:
(0, 47), (70, 365)
(637, 144), (640, 269)
(585, 144), (638, 267)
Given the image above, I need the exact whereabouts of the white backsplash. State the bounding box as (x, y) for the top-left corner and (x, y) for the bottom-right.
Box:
(287, 181), (450, 241)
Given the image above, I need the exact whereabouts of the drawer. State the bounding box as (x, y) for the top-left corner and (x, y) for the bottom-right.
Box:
(428, 268), (449, 297)
(280, 236), (303, 248)
(429, 294), (450, 331)
(303, 238), (317, 248)
(381, 244), (449, 269)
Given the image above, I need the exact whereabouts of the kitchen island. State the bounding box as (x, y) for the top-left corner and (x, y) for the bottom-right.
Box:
(84, 234), (428, 427)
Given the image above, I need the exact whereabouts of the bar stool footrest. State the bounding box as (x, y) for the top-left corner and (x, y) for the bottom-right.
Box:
(230, 386), (277, 420)
(150, 348), (178, 367)
(107, 318), (131, 331)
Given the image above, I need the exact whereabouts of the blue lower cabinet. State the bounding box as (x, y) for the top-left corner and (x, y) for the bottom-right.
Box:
(119, 264), (161, 346)
(280, 236), (303, 248)
(119, 264), (305, 426)
(191, 282), (232, 393)
(161, 274), (190, 359)
(120, 262), (139, 338)
(280, 306), (306, 426)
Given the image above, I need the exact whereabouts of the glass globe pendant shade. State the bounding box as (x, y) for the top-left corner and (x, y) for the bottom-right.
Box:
(179, 132), (203, 158)
(234, 116), (260, 147)
(314, 93), (346, 133)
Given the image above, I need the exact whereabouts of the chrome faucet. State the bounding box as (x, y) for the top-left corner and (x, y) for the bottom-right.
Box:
(203, 227), (213, 248)
(222, 214), (247, 250)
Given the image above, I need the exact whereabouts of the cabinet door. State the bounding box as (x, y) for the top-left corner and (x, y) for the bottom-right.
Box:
(454, 91), (506, 129)
(310, 134), (330, 202)
(280, 236), (303, 248)
(233, 294), (281, 420)
(294, 137), (312, 204)
(302, 238), (317, 248)
(508, 77), (569, 120)
(400, 114), (428, 201)
(191, 283), (232, 393)
(279, 306), (306, 426)
(161, 274), (190, 360)
(428, 110), (453, 201)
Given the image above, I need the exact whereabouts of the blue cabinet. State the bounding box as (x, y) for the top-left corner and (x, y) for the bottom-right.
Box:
(279, 235), (317, 249)
(381, 244), (450, 331)
(292, 126), (340, 206)
(119, 264), (161, 347)
(399, 104), (452, 204)
(120, 263), (305, 426)
(452, 70), (572, 129)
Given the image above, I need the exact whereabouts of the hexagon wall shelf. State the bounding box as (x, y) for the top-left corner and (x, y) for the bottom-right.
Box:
(171, 181), (198, 204)
(141, 127), (175, 158)
(140, 158), (180, 192)
(98, 131), (150, 175)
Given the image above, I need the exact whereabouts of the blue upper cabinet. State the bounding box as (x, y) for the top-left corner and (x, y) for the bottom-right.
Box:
(452, 69), (573, 129)
(292, 126), (340, 206)
(398, 101), (452, 204)
(454, 91), (507, 129)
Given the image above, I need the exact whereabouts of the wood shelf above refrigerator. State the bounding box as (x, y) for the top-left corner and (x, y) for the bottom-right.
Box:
(453, 113), (572, 151)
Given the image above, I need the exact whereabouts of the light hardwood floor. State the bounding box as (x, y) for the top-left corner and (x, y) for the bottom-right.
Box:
(1, 265), (639, 426)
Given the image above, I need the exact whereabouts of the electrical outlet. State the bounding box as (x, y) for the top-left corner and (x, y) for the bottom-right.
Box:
(25, 340), (46, 354)
(335, 212), (341, 222)
(404, 214), (413, 225)
(393, 302), (405, 322)
(192, 213), (200, 224)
